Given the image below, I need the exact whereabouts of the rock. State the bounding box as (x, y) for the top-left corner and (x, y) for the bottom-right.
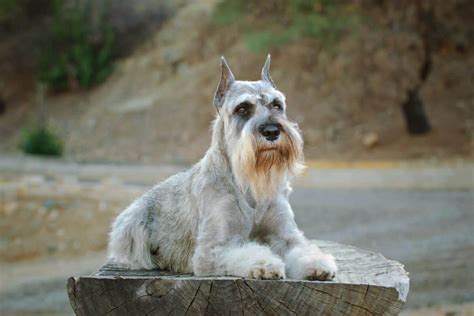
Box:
(363, 132), (379, 148)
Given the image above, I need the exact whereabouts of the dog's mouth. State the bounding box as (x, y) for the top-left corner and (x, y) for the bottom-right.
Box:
(259, 147), (279, 153)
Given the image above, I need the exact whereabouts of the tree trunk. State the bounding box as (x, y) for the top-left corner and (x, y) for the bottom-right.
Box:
(0, 97), (5, 115)
(400, 1), (437, 135)
(402, 89), (431, 134)
(67, 240), (409, 315)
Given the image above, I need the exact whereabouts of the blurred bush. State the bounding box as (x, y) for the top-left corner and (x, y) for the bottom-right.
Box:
(0, 0), (20, 24)
(39, 0), (115, 90)
(213, 0), (358, 52)
(211, 0), (244, 26)
(0, 0), (52, 27)
(20, 123), (64, 156)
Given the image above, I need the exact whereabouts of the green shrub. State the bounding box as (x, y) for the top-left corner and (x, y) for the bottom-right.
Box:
(245, 31), (291, 53)
(20, 124), (64, 156)
(39, 0), (115, 90)
(0, 0), (19, 23)
(0, 0), (52, 25)
(211, 0), (244, 26)
(213, 0), (359, 53)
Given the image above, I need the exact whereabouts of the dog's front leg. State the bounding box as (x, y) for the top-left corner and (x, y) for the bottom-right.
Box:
(192, 195), (285, 279)
(263, 197), (337, 281)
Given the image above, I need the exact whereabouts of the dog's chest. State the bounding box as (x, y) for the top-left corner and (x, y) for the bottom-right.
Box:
(236, 195), (271, 232)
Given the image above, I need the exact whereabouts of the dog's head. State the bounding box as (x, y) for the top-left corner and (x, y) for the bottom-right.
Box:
(214, 55), (305, 201)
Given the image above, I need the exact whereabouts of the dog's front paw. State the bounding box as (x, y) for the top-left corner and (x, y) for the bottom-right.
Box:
(303, 253), (337, 281)
(286, 246), (338, 281)
(247, 258), (286, 280)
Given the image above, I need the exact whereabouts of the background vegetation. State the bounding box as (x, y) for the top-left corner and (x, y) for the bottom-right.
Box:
(213, 0), (359, 52)
(39, 0), (115, 90)
(20, 123), (64, 156)
(0, 0), (471, 161)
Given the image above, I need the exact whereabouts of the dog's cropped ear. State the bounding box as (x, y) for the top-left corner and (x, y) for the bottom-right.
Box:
(214, 56), (235, 109)
(261, 54), (277, 89)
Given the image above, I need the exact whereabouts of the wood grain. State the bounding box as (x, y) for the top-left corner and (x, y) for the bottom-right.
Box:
(67, 240), (409, 315)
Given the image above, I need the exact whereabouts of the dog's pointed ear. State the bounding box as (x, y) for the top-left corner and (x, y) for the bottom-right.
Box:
(214, 56), (235, 108)
(261, 54), (277, 89)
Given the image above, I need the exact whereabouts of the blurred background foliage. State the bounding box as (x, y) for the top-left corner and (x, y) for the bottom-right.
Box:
(38, 0), (115, 90)
(213, 0), (359, 52)
(1, 0), (116, 91)
(0, 0), (471, 161)
(20, 123), (64, 156)
(0, 0), (51, 25)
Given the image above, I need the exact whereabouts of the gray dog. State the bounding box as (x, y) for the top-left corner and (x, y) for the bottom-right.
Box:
(108, 55), (337, 281)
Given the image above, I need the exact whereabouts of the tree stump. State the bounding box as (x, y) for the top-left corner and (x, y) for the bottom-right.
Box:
(67, 240), (409, 315)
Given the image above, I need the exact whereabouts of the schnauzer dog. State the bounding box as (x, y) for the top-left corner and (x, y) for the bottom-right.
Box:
(108, 55), (337, 281)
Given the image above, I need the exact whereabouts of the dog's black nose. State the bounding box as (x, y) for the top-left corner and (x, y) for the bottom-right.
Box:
(259, 123), (281, 141)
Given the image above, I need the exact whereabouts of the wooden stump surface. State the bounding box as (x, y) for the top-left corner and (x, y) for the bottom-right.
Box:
(67, 240), (409, 315)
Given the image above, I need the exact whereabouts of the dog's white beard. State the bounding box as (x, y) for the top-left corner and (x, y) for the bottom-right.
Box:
(230, 129), (304, 202)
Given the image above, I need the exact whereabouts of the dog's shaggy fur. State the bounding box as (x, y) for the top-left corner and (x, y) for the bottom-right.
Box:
(108, 56), (337, 280)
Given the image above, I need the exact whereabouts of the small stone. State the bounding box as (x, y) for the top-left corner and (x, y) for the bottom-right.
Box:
(362, 132), (379, 148)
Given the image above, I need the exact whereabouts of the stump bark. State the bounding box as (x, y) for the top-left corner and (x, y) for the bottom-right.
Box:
(67, 240), (409, 315)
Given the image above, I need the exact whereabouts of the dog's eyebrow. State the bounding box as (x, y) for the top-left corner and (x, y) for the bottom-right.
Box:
(263, 97), (284, 107)
(258, 93), (278, 106)
(259, 94), (269, 104)
(233, 93), (259, 106)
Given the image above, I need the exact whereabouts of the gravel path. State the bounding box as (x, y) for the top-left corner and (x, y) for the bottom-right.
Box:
(291, 189), (474, 309)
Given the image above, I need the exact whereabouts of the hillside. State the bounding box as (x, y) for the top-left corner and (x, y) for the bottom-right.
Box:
(0, 0), (472, 163)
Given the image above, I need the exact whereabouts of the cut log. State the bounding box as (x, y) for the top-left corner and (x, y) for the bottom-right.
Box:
(67, 240), (409, 315)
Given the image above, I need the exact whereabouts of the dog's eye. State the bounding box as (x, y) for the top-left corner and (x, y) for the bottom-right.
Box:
(271, 101), (283, 111)
(235, 102), (251, 115)
(237, 106), (247, 114)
